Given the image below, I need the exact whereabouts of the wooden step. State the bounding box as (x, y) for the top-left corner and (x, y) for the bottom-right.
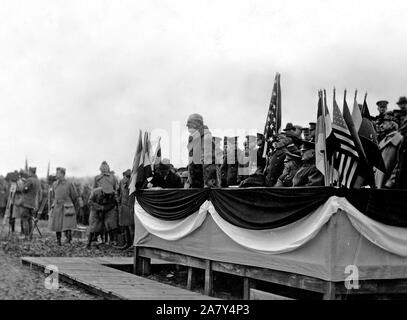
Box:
(21, 256), (218, 300)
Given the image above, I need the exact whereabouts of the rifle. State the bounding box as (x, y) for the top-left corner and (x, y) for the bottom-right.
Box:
(1, 183), (16, 236)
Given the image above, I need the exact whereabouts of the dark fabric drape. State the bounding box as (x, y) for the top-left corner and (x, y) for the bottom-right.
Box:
(209, 187), (336, 230)
(136, 189), (209, 220)
(345, 189), (407, 227)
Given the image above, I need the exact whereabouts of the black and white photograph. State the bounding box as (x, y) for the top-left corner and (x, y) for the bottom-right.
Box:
(1, 0), (407, 309)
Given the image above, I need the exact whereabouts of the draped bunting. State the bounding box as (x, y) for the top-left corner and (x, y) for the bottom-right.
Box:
(136, 187), (407, 228)
(135, 195), (407, 257)
(337, 197), (407, 257)
(207, 197), (339, 254)
(209, 187), (336, 230)
(134, 199), (209, 240)
(135, 189), (209, 220)
(345, 189), (407, 227)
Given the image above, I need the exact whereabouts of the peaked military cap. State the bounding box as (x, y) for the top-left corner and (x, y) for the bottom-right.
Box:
(376, 100), (389, 107)
(300, 140), (316, 151)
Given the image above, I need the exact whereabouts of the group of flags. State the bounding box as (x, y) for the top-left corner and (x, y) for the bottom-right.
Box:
(316, 89), (385, 188)
(262, 72), (385, 188)
(128, 130), (161, 194)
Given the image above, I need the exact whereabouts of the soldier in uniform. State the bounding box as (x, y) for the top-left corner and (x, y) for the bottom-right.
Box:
(93, 161), (119, 245)
(186, 113), (218, 188)
(385, 112), (407, 189)
(283, 123), (303, 148)
(20, 167), (41, 239)
(0, 176), (8, 218)
(308, 122), (316, 142)
(220, 136), (243, 187)
(147, 159), (183, 189)
(80, 184), (91, 225)
(87, 187), (109, 248)
(116, 169), (135, 250)
(292, 141), (324, 187)
(264, 134), (291, 186)
(256, 133), (267, 173)
(375, 113), (403, 188)
(48, 167), (80, 245)
(395, 96), (407, 127)
(275, 152), (302, 187)
(239, 134), (266, 187)
(374, 100), (389, 142)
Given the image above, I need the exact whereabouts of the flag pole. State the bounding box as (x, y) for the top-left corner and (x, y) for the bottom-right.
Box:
(334, 88), (341, 188)
(322, 89), (329, 186)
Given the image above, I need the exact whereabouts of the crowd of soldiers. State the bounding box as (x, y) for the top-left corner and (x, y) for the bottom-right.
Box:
(145, 96), (407, 190)
(0, 163), (135, 250)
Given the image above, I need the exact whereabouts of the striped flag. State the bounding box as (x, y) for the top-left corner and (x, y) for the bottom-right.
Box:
(152, 137), (162, 165)
(129, 130), (143, 195)
(316, 90), (334, 184)
(332, 94), (359, 188)
(342, 91), (374, 187)
(262, 72), (281, 157)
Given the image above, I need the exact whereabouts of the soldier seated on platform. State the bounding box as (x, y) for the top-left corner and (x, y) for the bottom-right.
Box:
(292, 141), (324, 187)
(147, 159), (183, 189)
(275, 151), (302, 187)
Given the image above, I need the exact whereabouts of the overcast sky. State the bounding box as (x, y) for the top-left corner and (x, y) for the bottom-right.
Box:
(1, 0), (407, 177)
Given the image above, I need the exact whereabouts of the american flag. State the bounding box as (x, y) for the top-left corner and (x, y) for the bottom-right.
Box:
(263, 73), (281, 156)
(332, 97), (359, 188)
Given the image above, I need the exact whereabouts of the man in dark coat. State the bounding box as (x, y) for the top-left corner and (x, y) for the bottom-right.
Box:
(93, 161), (119, 245)
(20, 167), (41, 239)
(374, 113), (403, 187)
(48, 167), (80, 245)
(292, 141), (324, 187)
(220, 136), (243, 187)
(116, 169), (135, 250)
(283, 123), (303, 148)
(275, 152), (302, 187)
(264, 134), (294, 186)
(186, 113), (218, 188)
(395, 96), (407, 127)
(374, 100), (389, 142)
(79, 184), (91, 225)
(148, 159), (183, 189)
(386, 119), (407, 189)
(239, 134), (266, 187)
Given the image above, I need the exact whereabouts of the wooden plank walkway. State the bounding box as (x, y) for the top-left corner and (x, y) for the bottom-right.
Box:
(21, 256), (218, 300)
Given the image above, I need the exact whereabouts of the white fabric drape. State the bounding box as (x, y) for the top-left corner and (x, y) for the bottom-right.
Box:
(135, 195), (407, 256)
(134, 199), (209, 241)
(208, 196), (341, 254)
(338, 197), (407, 257)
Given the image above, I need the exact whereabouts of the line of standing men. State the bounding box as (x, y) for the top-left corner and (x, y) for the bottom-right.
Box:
(47, 162), (134, 248)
